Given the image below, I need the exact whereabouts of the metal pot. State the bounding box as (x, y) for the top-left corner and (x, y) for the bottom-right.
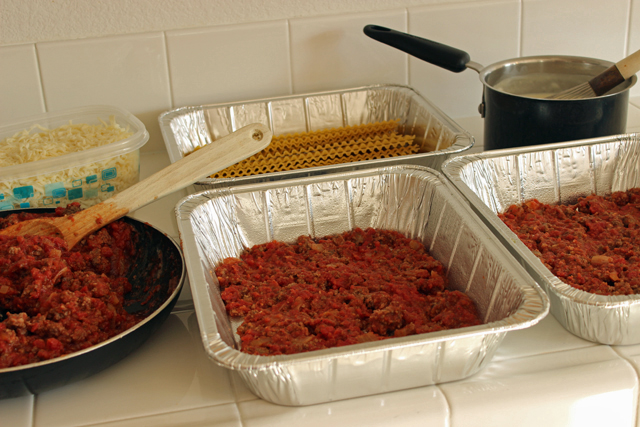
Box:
(364, 25), (637, 150)
(0, 212), (185, 399)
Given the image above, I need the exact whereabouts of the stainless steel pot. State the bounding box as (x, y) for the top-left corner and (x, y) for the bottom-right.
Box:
(364, 25), (637, 150)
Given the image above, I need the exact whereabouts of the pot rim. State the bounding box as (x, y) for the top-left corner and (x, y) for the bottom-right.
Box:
(478, 55), (637, 100)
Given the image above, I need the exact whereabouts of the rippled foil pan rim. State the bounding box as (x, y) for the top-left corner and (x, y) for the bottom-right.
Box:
(442, 134), (640, 344)
(175, 165), (548, 404)
(159, 84), (474, 189)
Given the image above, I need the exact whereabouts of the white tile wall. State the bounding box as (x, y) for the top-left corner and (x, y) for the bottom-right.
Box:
(0, 44), (45, 120)
(408, 0), (521, 118)
(166, 21), (292, 108)
(289, 9), (408, 93)
(35, 33), (172, 152)
(521, 0), (630, 60)
(1, 0), (640, 152)
(631, 1), (640, 57)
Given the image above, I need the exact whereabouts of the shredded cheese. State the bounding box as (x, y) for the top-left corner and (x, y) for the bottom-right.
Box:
(0, 117), (139, 209)
(0, 117), (132, 166)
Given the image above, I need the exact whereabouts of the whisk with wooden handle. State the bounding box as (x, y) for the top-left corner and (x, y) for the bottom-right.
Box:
(548, 48), (640, 99)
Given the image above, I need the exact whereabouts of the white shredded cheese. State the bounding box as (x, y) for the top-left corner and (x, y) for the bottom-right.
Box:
(0, 117), (139, 209)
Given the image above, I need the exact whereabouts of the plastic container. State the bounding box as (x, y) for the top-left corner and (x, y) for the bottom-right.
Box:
(0, 105), (148, 209)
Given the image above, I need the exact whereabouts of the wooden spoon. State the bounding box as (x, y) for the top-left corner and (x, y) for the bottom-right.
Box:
(0, 123), (272, 248)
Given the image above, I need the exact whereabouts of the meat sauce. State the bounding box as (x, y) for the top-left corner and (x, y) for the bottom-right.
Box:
(499, 188), (640, 296)
(216, 228), (482, 356)
(0, 204), (141, 368)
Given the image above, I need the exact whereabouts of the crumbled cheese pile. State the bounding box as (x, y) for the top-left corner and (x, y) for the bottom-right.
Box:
(0, 117), (132, 167)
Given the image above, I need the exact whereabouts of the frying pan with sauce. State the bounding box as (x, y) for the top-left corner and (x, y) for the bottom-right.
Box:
(0, 210), (185, 399)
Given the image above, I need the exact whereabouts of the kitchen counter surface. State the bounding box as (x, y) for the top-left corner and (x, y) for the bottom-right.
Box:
(5, 100), (640, 427)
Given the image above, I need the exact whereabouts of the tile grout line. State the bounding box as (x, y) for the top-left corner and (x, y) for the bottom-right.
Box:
(435, 384), (453, 427)
(162, 31), (176, 110)
(609, 346), (640, 426)
(29, 393), (35, 427)
(286, 19), (294, 95)
(405, 8), (410, 86)
(625, 0), (633, 55)
(236, 400), (248, 427)
(70, 402), (243, 427)
(518, 0), (523, 57)
(33, 42), (48, 113)
(491, 340), (598, 365)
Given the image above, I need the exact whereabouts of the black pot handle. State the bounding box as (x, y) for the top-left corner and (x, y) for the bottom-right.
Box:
(363, 25), (470, 73)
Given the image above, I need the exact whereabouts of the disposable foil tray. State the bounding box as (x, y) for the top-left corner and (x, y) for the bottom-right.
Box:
(175, 165), (548, 406)
(442, 133), (640, 345)
(160, 84), (473, 191)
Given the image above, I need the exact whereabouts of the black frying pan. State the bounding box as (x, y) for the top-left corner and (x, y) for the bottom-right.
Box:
(0, 210), (185, 399)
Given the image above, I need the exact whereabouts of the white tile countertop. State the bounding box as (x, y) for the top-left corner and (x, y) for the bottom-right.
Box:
(5, 100), (640, 427)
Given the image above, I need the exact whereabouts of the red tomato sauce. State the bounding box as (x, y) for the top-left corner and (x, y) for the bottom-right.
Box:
(216, 228), (482, 356)
(0, 204), (142, 368)
(499, 188), (640, 296)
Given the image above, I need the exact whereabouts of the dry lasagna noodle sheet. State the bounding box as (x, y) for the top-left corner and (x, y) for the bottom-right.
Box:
(204, 120), (418, 179)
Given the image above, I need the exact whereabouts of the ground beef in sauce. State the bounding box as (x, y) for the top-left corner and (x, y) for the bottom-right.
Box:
(216, 227), (482, 356)
(499, 188), (640, 296)
(0, 203), (141, 368)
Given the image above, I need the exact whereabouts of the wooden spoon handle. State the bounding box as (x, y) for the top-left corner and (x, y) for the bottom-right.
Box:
(590, 48), (640, 96)
(616, 48), (640, 80)
(74, 123), (272, 234)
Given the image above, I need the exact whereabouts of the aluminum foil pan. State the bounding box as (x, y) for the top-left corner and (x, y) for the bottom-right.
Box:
(442, 133), (640, 345)
(160, 84), (473, 191)
(175, 165), (548, 406)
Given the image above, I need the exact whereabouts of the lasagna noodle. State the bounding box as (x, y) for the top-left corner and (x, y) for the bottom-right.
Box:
(215, 136), (417, 177)
(267, 120), (401, 153)
(207, 120), (418, 179)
